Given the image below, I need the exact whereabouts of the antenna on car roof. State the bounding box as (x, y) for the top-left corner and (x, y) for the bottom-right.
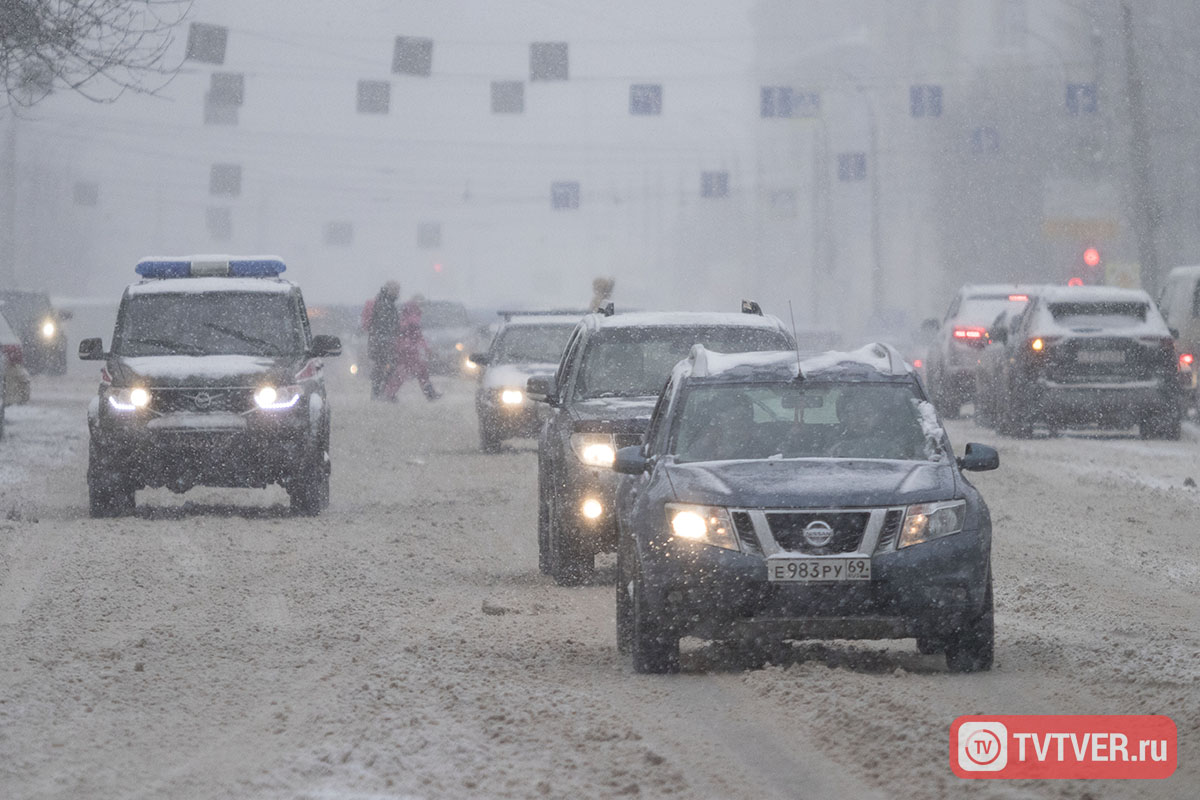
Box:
(787, 300), (804, 382)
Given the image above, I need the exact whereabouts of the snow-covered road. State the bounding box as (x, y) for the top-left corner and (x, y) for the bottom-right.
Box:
(0, 373), (1196, 799)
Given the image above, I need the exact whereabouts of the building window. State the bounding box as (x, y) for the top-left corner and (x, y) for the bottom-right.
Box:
(73, 182), (99, 207)
(837, 153), (867, 181)
(418, 222), (442, 249)
(1066, 83), (1098, 114)
(392, 37), (433, 76)
(491, 81), (524, 113)
(357, 80), (390, 114)
(531, 43), (569, 81)
(209, 163), (242, 197)
(630, 84), (663, 115)
(970, 127), (1001, 154)
(910, 85), (943, 117)
(186, 23), (228, 65)
(700, 171), (729, 198)
(761, 87), (819, 118)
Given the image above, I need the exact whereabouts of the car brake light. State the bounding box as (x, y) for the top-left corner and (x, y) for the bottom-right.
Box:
(952, 326), (987, 340)
(1007, 294), (1029, 302)
(1180, 353), (1194, 370)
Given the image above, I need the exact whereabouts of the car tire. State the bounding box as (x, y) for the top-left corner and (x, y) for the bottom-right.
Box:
(630, 564), (679, 674)
(289, 448), (330, 516)
(87, 439), (135, 518)
(537, 471), (551, 575)
(944, 577), (994, 673)
(1139, 411), (1182, 441)
(548, 491), (593, 586)
(479, 420), (502, 453)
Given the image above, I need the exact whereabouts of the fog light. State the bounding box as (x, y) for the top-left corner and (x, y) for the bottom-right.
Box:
(349, 363), (359, 375)
(129, 387), (150, 408)
(500, 389), (523, 405)
(581, 498), (603, 519)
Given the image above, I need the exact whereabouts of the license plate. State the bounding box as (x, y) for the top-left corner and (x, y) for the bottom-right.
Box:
(767, 557), (871, 582)
(1077, 350), (1125, 364)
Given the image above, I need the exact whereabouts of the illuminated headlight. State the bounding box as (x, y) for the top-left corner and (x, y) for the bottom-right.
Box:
(464, 358), (478, 371)
(500, 388), (524, 405)
(108, 386), (150, 411)
(254, 384), (302, 410)
(666, 503), (739, 551)
(570, 433), (615, 466)
(455, 342), (465, 352)
(41, 320), (56, 338)
(898, 499), (966, 548)
(581, 498), (603, 519)
(349, 363), (359, 375)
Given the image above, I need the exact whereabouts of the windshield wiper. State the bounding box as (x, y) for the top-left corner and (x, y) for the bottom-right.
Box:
(201, 322), (282, 355)
(121, 338), (206, 355)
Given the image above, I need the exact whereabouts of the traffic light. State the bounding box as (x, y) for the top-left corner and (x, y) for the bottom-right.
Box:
(1070, 246), (1102, 286)
(1083, 247), (1101, 268)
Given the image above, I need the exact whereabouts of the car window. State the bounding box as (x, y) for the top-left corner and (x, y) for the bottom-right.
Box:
(572, 326), (791, 400)
(672, 382), (932, 463)
(113, 292), (305, 357)
(1047, 301), (1148, 329)
(555, 326), (584, 391)
(491, 324), (575, 364)
(643, 378), (676, 456)
(955, 294), (1029, 327)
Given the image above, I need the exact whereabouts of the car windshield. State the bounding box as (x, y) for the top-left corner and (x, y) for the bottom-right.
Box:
(957, 294), (1029, 327)
(492, 324), (575, 364)
(1048, 301), (1149, 329)
(574, 326), (792, 399)
(114, 292), (303, 357)
(419, 302), (470, 328)
(672, 382), (934, 463)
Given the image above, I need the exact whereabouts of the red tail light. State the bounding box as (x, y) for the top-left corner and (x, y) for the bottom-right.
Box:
(1180, 353), (1194, 370)
(952, 326), (989, 348)
(1, 344), (22, 365)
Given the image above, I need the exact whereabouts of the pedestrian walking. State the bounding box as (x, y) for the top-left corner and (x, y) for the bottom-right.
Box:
(366, 281), (402, 399)
(384, 296), (441, 401)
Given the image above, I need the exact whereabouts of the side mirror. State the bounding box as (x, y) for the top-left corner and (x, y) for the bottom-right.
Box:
(526, 375), (557, 404)
(990, 328), (1008, 346)
(78, 337), (105, 361)
(310, 334), (342, 358)
(57, 309), (74, 321)
(957, 442), (999, 472)
(469, 352), (491, 367)
(1169, 327), (1181, 340)
(614, 445), (649, 475)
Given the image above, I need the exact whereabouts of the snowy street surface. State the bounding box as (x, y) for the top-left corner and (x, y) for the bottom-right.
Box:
(1, 371), (1197, 799)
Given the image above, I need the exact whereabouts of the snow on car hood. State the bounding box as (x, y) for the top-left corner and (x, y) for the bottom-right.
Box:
(483, 362), (557, 391)
(116, 355), (290, 386)
(666, 458), (956, 508)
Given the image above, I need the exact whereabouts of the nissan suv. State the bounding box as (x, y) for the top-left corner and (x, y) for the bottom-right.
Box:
(80, 256), (340, 517)
(528, 304), (795, 585)
(612, 343), (999, 673)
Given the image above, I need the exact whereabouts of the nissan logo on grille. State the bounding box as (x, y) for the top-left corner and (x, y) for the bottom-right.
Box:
(802, 520), (834, 548)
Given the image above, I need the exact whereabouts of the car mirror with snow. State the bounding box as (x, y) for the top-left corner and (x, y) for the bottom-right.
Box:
(78, 337), (105, 360)
(309, 334), (342, 358)
(957, 442), (999, 472)
(470, 352), (490, 366)
(526, 375), (556, 403)
(613, 446), (649, 475)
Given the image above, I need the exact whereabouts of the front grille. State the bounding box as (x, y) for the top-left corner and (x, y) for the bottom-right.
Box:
(875, 509), (904, 552)
(614, 433), (643, 450)
(731, 511), (759, 554)
(767, 511), (868, 554)
(151, 388), (254, 414)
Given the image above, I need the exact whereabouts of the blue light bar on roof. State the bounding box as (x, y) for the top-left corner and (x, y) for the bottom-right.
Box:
(135, 256), (286, 279)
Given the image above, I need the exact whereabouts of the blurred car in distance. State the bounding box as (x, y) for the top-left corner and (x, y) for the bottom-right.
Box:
(0, 312), (31, 420)
(0, 290), (70, 375)
(924, 285), (1035, 418)
(418, 299), (478, 374)
(987, 286), (1184, 439)
(471, 311), (584, 452)
(1156, 265), (1200, 408)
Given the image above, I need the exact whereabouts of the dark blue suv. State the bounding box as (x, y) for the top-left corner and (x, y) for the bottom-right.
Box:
(612, 343), (1000, 673)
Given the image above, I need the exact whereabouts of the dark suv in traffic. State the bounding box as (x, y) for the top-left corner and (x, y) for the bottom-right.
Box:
(529, 305), (795, 585)
(0, 290), (70, 375)
(612, 343), (999, 673)
(80, 256), (340, 517)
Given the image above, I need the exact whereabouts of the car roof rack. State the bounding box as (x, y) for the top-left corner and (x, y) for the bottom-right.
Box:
(596, 302), (615, 316)
(741, 299), (763, 316)
(497, 309), (589, 321)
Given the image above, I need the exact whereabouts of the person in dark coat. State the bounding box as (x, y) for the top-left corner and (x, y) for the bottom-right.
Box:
(366, 281), (402, 399)
(384, 297), (441, 401)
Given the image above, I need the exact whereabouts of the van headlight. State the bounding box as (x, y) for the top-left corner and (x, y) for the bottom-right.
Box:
(898, 499), (966, 548)
(500, 388), (524, 405)
(254, 384), (302, 410)
(41, 320), (56, 338)
(108, 386), (151, 411)
(666, 503), (739, 551)
(570, 433), (615, 466)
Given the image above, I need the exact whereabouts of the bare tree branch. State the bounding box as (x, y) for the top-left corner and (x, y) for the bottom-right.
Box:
(0, 0), (190, 110)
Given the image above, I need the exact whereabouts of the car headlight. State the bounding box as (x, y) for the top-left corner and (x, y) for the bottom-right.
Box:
(666, 503), (740, 551)
(570, 433), (616, 466)
(41, 320), (56, 338)
(108, 386), (150, 411)
(254, 384), (302, 410)
(500, 388), (524, 405)
(897, 499), (966, 548)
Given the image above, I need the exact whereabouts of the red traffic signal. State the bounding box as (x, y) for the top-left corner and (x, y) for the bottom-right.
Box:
(1083, 247), (1101, 268)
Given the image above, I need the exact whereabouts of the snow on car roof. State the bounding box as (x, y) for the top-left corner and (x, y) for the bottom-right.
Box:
(683, 342), (912, 381)
(504, 314), (582, 327)
(126, 277), (294, 296)
(1038, 285), (1153, 304)
(961, 283), (1047, 297)
(594, 311), (786, 330)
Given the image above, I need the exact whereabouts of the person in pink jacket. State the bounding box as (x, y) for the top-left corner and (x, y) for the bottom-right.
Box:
(384, 298), (441, 401)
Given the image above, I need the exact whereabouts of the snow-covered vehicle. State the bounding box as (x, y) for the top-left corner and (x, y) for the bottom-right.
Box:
(0, 290), (70, 376)
(470, 311), (583, 452)
(988, 286), (1185, 439)
(528, 303), (796, 585)
(79, 256), (341, 517)
(612, 343), (1000, 674)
